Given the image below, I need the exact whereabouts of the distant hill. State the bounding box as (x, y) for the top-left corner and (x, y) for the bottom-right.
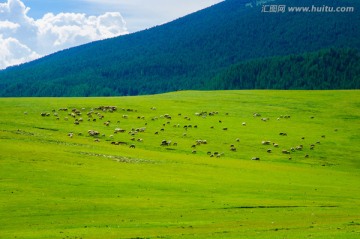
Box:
(210, 48), (360, 90)
(0, 0), (359, 96)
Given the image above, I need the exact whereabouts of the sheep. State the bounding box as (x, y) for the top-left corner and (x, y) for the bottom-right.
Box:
(138, 127), (145, 132)
(68, 133), (73, 138)
(261, 118), (269, 122)
(114, 128), (126, 133)
(282, 150), (291, 154)
(223, 128), (228, 131)
(236, 138), (240, 142)
(279, 132), (287, 136)
(196, 140), (207, 145)
(192, 150), (197, 154)
(262, 141), (271, 145)
(164, 114), (171, 119)
(273, 143), (279, 148)
(88, 130), (100, 136)
(160, 140), (171, 146)
(242, 122), (246, 126)
(267, 149), (272, 153)
(230, 147), (236, 152)
(252, 157), (260, 161)
(253, 113), (261, 117)
(129, 144), (136, 148)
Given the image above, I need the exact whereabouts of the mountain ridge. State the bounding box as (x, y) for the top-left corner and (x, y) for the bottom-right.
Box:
(0, 0), (359, 96)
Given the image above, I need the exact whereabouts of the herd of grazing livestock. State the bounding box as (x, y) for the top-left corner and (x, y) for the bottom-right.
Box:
(38, 105), (329, 162)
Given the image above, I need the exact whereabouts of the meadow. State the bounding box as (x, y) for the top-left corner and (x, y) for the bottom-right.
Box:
(0, 90), (359, 239)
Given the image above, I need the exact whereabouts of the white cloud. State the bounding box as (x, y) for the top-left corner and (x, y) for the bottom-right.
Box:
(81, 0), (224, 32)
(0, 20), (19, 30)
(0, 35), (40, 69)
(0, 0), (128, 69)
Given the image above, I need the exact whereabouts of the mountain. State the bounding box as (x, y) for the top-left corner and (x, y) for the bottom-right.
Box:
(0, 0), (359, 96)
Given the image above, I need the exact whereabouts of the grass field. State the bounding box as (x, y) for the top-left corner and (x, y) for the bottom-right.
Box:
(0, 90), (359, 239)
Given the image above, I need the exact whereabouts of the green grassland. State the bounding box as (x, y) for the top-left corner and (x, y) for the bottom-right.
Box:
(0, 90), (359, 239)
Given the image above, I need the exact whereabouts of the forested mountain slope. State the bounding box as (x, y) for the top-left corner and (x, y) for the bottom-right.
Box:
(211, 48), (360, 90)
(0, 0), (359, 96)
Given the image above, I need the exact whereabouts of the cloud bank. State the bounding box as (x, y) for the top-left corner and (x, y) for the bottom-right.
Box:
(0, 0), (128, 69)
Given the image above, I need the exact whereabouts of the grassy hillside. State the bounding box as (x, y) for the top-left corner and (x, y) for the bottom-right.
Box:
(0, 90), (359, 238)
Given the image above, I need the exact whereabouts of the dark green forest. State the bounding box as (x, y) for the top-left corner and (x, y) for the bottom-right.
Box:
(211, 48), (360, 90)
(0, 0), (359, 96)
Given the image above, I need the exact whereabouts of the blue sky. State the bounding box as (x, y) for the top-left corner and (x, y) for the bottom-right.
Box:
(0, 0), (223, 69)
(22, 0), (224, 32)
